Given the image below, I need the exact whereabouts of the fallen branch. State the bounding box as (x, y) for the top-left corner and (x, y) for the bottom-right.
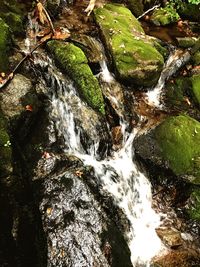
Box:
(137, 4), (160, 20)
(0, 41), (44, 90)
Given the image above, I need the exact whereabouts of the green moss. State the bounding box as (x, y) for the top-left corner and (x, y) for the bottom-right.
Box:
(165, 78), (191, 109)
(190, 74), (200, 105)
(0, 12), (23, 34)
(94, 4), (164, 86)
(191, 51), (200, 65)
(0, 112), (12, 178)
(0, 18), (11, 71)
(47, 40), (105, 114)
(187, 187), (200, 221)
(151, 7), (180, 26)
(155, 115), (200, 184)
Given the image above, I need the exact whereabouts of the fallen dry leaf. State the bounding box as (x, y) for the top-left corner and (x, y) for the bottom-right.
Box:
(25, 105), (33, 112)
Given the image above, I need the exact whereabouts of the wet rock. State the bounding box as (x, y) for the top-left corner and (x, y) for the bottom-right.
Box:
(0, 18), (11, 71)
(94, 4), (164, 87)
(152, 249), (200, 267)
(156, 228), (183, 248)
(190, 73), (200, 105)
(0, 74), (41, 123)
(71, 34), (104, 64)
(164, 78), (191, 111)
(38, 168), (132, 267)
(151, 7), (180, 26)
(135, 115), (200, 184)
(134, 129), (163, 167)
(126, 0), (144, 17)
(47, 40), (105, 114)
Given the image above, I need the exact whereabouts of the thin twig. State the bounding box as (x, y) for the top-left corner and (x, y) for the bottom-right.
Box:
(0, 41), (44, 90)
(36, 0), (55, 34)
(137, 4), (160, 20)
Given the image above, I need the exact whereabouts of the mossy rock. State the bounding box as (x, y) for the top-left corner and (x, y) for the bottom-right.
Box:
(191, 51), (200, 65)
(0, 112), (12, 178)
(0, 0), (25, 35)
(155, 115), (200, 184)
(0, 12), (23, 35)
(187, 187), (200, 221)
(165, 78), (191, 109)
(47, 40), (105, 114)
(0, 18), (11, 71)
(94, 4), (164, 87)
(176, 37), (197, 48)
(190, 74), (200, 105)
(151, 7), (180, 26)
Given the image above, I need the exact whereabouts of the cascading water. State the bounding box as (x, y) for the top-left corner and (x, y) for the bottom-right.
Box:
(34, 53), (167, 266)
(146, 47), (191, 108)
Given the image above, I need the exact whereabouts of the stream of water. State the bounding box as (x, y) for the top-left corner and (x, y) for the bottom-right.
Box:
(33, 52), (169, 266)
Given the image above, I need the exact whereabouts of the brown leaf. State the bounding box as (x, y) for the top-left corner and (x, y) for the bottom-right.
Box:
(36, 2), (48, 25)
(25, 105), (33, 112)
(40, 32), (52, 42)
(52, 28), (70, 40)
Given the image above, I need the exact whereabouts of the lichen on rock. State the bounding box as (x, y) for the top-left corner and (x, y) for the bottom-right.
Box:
(94, 3), (164, 87)
(47, 40), (105, 114)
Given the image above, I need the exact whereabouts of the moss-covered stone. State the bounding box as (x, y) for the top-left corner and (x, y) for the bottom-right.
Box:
(0, 0), (25, 35)
(94, 4), (164, 87)
(151, 7), (180, 26)
(155, 115), (200, 184)
(0, 112), (12, 178)
(47, 40), (105, 114)
(176, 37), (197, 48)
(165, 78), (191, 109)
(191, 51), (200, 65)
(190, 74), (200, 105)
(0, 18), (11, 71)
(187, 187), (200, 221)
(0, 12), (23, 35)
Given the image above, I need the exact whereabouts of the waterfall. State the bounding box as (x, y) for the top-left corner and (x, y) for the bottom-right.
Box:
(34, 54), (167, 266)
(146, 47), (191, 108)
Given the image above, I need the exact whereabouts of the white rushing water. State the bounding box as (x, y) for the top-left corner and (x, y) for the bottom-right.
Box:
(146, 48), (190, 108)
(45, 60), (166, 266)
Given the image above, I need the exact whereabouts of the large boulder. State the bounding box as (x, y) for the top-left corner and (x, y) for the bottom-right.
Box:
(94, 4), (164, 87)
(0, 74), (41, 121)
(155, 115), (200, 184)
(135, 115), (200, 184)
(47, 40), (105, 114)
